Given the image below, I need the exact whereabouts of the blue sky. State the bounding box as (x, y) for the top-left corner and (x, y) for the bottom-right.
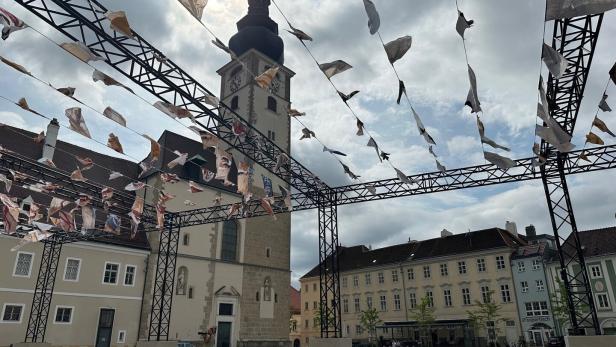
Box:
(1, 0), (615, 286)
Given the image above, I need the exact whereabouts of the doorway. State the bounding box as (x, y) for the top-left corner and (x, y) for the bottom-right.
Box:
(95, 309), (115, 347)
(217, 321), (232, 347)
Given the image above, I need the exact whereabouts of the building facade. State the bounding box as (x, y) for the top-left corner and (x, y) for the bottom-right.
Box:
(299, 226), (527, 347)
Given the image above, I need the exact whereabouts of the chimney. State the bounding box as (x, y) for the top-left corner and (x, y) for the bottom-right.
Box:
(41, 119), (59, 161)
(525, 225), (537, 238)
(440, 229), (453, 237)
(505, 221), (518, 237)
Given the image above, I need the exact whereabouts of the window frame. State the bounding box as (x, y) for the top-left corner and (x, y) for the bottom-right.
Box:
(53, 305), (74, 325)
(342, 298), (349, 313)
(365, 273), (371, 285)
(458, 261), (467, 274)
(63, 257), (82, 282)
(352, 275), (359, 287)
(354, 297), (361, 312)
(590, 264), (602, 279)
(123, 264), (137, 287)
(13, 251), (34, 278)
(496, 256), (506, 270)
(379, 295), (387, 311)
(462, 288), (471, 305)
(596, 293), (610, 309)
(426, 291), (434, 308)
(102, 261), (120, 285)
(423, 265), (431, 279)
(267, 96), (277, 112)
(500, 284), (511, 303)
(407, 268), (414, 280)
(440, 263), (448, 276)
(532, 259), (541, 270)
(221, 220), (239, 262)
(536, 279), (545, 291)
(521, 281), (529, 293)
(392, 269), (399, 283)
(378, 272), (385, 284)
(444, 289), (452, 307)
(517, 261), (525, 272)
(481, 286), (491, 303)
(477, 258), (486, 272)
(1, 303), (25, 324)
(393, 293), (401, 311)
(118, 330), (127, 344)
(409, 292), (417, 309)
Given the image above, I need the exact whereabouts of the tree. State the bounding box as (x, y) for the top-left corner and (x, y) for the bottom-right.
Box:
(409, 296), (436, 346)
(466, 291), (504, 346)
(314, 304), (336, 330)
(550, 277), (588, 335)
(359, 308), (382, 345)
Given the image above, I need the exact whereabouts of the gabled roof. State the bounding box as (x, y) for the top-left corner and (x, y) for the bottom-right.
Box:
(290, 286), (301, 314)
(562, 227), (616, 258)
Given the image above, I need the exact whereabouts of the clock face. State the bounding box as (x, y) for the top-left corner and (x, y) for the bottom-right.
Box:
(229, 72), (242, 93)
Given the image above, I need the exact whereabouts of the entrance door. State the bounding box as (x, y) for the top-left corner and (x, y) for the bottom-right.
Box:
(532, 331), (543, 346)
(217, 322), (232, 347)
(95, 309), (115, 347)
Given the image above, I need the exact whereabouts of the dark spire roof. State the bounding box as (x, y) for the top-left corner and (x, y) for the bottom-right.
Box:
(229, 0), (284, 64)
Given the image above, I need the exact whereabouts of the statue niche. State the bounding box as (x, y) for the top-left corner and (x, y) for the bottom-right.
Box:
(263, 277), (272, 301)
(176, 266), (188, 295)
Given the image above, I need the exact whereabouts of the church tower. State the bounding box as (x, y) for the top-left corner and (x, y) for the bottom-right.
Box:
(217, 0), (293, 345)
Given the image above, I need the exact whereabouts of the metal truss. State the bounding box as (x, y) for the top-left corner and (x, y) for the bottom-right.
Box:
(148, 215), (180, 341)
(14, 0), (328, 197)
(539, 14), (604, 335)
(318, 191), (341, 337)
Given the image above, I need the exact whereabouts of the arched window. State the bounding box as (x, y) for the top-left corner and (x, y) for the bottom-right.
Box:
(221, 221), (238, 262)
(231, 95), (239, 110)
(267, 96), (277, 112)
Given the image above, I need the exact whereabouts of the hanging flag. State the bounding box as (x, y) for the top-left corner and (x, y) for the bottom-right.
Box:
(545, 0), (616, 21)
(286, 24), (313, 41)
(60, 42), (104, 63)
(27, 203), (42, 224)
(593, 117), (615, 137)
(202, 168), (215, 182)
(535, 125), (575, 152)
(484, 151), (516, 170)
(537, 76), (574, 151)
(155, 203), (166, 230)
(319, 60), (352, 79)
(125, 182), (146, 191)
(341, 163), (360, 180)
(611, 61), (616, 85)
(227, 203), (241, 219)
(435, 159), (446, 173)
(0, 55), (31, 75)
(37, 157), (57, 168)
(323, 146), (347, 156)
(65, 107), (92, 138)
(80, 205), (96, 233)
(93, 69), (134, 93)
(532, 143), (547, 166)
(380, 151), (390, 161)
(366, 185), (376, 195)
(57, 87), (76, 97)
(586, 131), (605, 145)
(101, 186), (113, 202)
(255, 66), (279, 89)
(274, 153), (289, 173)
(215, 147), (233, 183)
(103, 107), (127, 126)
(232, 118), (247, 139)
(237, 161), (250, 196)
(428, 146), (437, 158)
(397, 80), (406, 105)
(167, 150), (188, 168)
(70, 167), (86, 182)
(394, 167), (417, 186)
(279, 185), (292, 212)
(338, 90), (359, 104)
(161, 172), (180, 183)
(211, 38), (236, 59)
(356, 119), (365, 136)
(200, 94), (219, 108)
(0, 194), (19, 234)
(184, 200), (196, 206)
(0, 174), (12, 192)
(178, 0), (208, 20)
(109, 171), (122, 180)
(76, 156), (94, 170)
(262, 175), (274, 198)
(299, 128), (316, 140)
(412, 108), (436, 145)
(0, 7), (28, 40)
(599, 94), (612, 112)
(260, 198), (277, 221)
(465, 65), (481, 113)
(455, 11), (474, 38)
(476, 116), (510, 151)
(11, 226), (53, 252)
(154, 101), (193, 119)
(579, 151), (591, 163)
(384, 36), (413, 64)
(104, 214), (121, 235)
(189, 126), (219, 149)
(128, 196), (144, 238)
(287, 109), (306, 117)
(33, 131), (45, 144)
(106, 11), (134, 38)
(362, 0), (380, 35)
(107, 133), (124, 154)
(367, 137), (382, 162)
(158, 191), (175, 205)
(542, 43), (568, 79)
(188, 180), (205, 193)
(142, 135), (161, 162)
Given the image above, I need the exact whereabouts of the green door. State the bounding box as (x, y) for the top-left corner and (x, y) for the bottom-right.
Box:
(217, 322), (232, 347)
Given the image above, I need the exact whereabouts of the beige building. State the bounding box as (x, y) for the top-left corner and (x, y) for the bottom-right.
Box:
(299, 227), (527, 346)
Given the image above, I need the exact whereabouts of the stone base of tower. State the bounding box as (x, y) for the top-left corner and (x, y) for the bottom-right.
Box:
(565, 335), (616, 347)
(310, 337), (353, 347)
(237, 339), (291, 347)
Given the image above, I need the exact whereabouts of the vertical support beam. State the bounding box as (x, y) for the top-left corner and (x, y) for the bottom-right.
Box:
(148, 215), (180, 340)
(25, 237), (63, 342)
(541, 155), (600, 335)
(318, 191), (341, 337)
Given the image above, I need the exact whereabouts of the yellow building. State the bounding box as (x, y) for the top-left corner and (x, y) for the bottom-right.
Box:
(299, 227), (526, 346)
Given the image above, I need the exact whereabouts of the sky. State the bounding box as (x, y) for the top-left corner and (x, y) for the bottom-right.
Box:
(0, 0), (615, 287)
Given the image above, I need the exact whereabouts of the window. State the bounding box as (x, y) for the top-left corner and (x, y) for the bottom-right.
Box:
(407, 268), (414, 280)
(356, 325), (362, 335)
(409, 293), (417, 309)
(500, 284), (511, 303)
(305, 284), (308, 292)
(426, 291), (434, 308)
(440, 263), (448, 276)
(267, 130), (276, 141)
(305, 302), (308, 311)
(365, 273), (371, 285)
(13, 252), (34, 277)
(536, 280), (545, 291)
(444, 289), (452, 307)
(118, 330), (126, 343)
(54, 306), (73, 324)
(532, 259), (541, 270)
(597, 294), (610, 309)
(481, 286), (491, 303)
(221, 221), (238, 261)
(353, 275), (359, 287)
(525, 301), (549, 316)
(267, 96), (277, 112)
(392, 270), (399, 283)
(346, 325), (350, 335)
(64, 258), (81, 281)
(313, 283), (317, 291)
(477, 258), (486, 272)
(354, 297), (361, 312)
(313, 301), (317, 310)
(521, 281), (529, 293)
(380, 295), (387, 311)
(423, 265), (431, 279)
(305, 320), (309, 328)
(394, 294), (401, 310)
(182, 233), (190, 246)
(343, 298), (349, 313)
(103, 262), (119, 284)
(496, 256), (506, 270)
(256, 292), (260, 301)
(378, 272), (385, 284)
(1, 304), (24, 323)
(266, 248), (271, 258)
(342, 277), (348, 288)
(124, 265), (136, 286)
(218, 303), (233, 316)
(366, 296), (373, 309)
(590, 265), (602, 278)
(187, 286), (194, 299)
(517, 261), (525, 272)
(458, 261), (467, 274)
(462, 288), (471, 305)
(230, 95), (239, 110)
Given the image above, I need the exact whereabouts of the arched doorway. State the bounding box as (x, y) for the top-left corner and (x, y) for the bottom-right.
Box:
(601, 318), (616, 335)
(293, 338), (300, 347)
(529, 322), (553, 346)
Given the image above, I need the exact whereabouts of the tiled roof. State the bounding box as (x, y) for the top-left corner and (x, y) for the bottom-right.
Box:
(563, 227), (616, 258)
(290, 286), (301, 314)
(301, 228), (524, 279)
